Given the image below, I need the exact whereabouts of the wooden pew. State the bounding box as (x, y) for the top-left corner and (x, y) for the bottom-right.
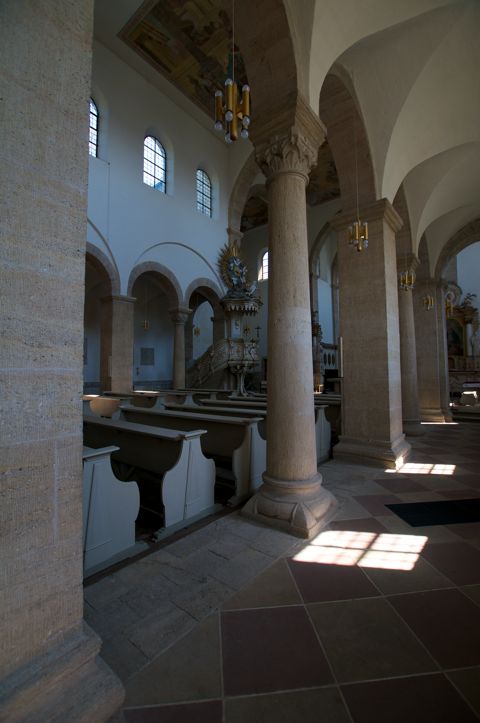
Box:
(83, 416), (216, 532)
(181, 400), (331, 464)
(207, 395), (342, 439)
(82, 445), (145, 576)
(118, 405), (265, 505)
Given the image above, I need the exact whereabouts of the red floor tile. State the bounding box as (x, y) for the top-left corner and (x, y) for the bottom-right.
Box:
(353, 494), (400, 516)
(341, 674), (479, 723)
(124, 700), (223, 723)
(221, 606), (333, 695)
(388, 588), (480, 668)
(287, 558), (380, 603)
(421, 541), (480, 585)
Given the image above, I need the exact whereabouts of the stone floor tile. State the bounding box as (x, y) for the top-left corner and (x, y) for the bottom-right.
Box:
(84, 596), (139, 640)
(388, 588), (480, 668)
(421, 541), (480, 585)
(221, 606), (333, 695)
(222, 559), (302, 610)
(124, 613), (221, 706)
(330, 496), (375, 521)
(460, 584), (480, 606)
(447, 522), (480, 541)
(100, 634), (149, 683)
(248, 528), (302, 558)
(329, 517), (389, 534)
(375, 478), (427, 493)
(209, 546), (274, 591)
(171, 576), (235, 620)
(447, 667), (480, 718)
(287, 557), (380, 603)
(224, 687), (351, 723)
(362, 555), (454, 595)
(395, 491), (444, 502)
(341, 674), (479, 723)
(124, 700), (223, 723)
(166, 527), (216, 559)
(83, 574), (131, 609)
(126, 602), (197, 660)
(375, 514), (461, 542)
(353, 494), (401, 516)
(308, 597), (437, 683)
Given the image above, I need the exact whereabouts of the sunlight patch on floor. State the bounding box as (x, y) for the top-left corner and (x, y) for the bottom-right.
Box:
(385, 463), (456, 475)
(294, 530), (428, 571)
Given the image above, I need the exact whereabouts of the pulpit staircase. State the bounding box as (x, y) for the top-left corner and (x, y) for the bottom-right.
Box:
(186, 337), (259, 390)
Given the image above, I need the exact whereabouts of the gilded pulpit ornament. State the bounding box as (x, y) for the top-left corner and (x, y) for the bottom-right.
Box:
(217, 242), (261, 395)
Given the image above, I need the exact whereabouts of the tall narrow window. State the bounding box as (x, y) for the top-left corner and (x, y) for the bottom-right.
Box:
(143, 136), (167, 192)
(258, 250), (269, 281)
(196, 169), (212, 217)
(89, 98), (98, 157)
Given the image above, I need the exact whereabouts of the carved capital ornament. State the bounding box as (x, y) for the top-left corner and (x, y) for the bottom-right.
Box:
(256, 130), (319, 183)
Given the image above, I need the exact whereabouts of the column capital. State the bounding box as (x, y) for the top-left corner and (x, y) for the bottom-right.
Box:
(254, 96), (326, 183)
(331, 198), (403, 235)
(169, 306), (192, 325)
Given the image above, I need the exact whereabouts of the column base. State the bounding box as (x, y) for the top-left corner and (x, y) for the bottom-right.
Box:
(403, 419), (425, 436)
(420, 407), (447, 422)
(333, 434), (411, 469)
(0, 623), (124, 722)
(241, 472), (337, 539)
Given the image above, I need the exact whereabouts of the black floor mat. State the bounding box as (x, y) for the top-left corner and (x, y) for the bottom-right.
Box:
(386, 498), (480, 526)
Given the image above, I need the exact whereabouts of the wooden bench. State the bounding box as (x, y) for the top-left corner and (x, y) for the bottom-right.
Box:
(82, 445), (145, 576)
(118, 405), (265, 505)
(83, 416), (216, 532)
(193, 399), (331, 464)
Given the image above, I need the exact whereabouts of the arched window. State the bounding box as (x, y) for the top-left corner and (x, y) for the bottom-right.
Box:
(89, 98), (98, 157)
(258, 250), (269, 281)
(143, 136), (167, 192)
(196, 169), (212, 217)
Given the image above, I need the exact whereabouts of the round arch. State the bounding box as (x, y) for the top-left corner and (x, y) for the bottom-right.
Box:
(319, 70), (377, 211)
(86, 241), (120, 296)
(435, 218), (480, 280)
(127, 262), (182, 308)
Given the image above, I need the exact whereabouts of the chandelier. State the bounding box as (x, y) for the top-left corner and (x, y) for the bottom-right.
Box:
(214, 0), (250, 143)
(399, 268), (416, 291)
(348, 112), (368, 251)
(423, 294), (434, 311)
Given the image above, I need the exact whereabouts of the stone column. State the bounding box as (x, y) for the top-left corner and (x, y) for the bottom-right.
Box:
(331, 201), (411, 468)
(243, 122), (336, 538)
(101, 294), (135, 392)
(397, 255), (423, 435)
(170, 307), (191, 388)
(435, 281), (452, 421)
(414, 278), (445, 421)
(0, 1), (123, 719)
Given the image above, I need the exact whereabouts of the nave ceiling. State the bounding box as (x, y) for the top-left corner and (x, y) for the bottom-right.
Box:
(95, 0), (480, 271)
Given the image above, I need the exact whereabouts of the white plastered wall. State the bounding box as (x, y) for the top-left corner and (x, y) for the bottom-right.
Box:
(87, 41), (235, 300)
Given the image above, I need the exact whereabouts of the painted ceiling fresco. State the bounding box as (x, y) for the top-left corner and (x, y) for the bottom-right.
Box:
(241, 143), (340, 231)
(120, 0), (248, 118)
(306, 142), (340, 207)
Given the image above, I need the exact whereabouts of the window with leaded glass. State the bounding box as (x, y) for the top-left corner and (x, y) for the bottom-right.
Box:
(143, 136), (167, 192)
(196, 169), (212, 217)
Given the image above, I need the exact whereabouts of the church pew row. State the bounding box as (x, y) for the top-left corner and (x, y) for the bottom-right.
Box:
(82, 445), (146, 577)
(164, 402), (331, 465)
(201, 396), (342, 437)
(83, 415), (216, 531)
(118, 405), (265, 505)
